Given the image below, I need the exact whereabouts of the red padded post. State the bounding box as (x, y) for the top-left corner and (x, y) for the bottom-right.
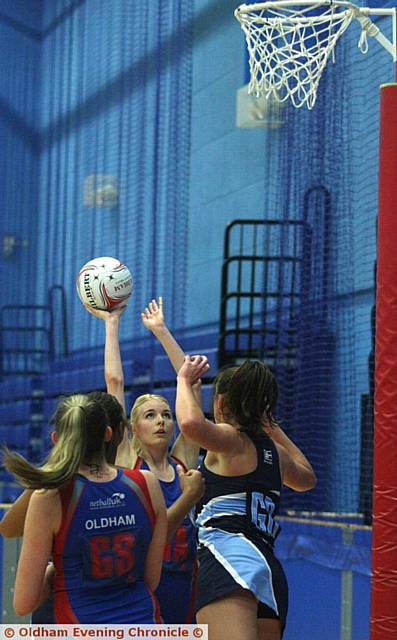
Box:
(371, 82), (397, 640)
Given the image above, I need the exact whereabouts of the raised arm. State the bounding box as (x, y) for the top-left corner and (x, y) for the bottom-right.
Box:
(176, 355), (241, 453)
(84, 305), (136, 468)
(141, 298), (202, 469)
(0, 489), (33, 538)
(141, 298), (185, 372)
(84, 304), (126, 410)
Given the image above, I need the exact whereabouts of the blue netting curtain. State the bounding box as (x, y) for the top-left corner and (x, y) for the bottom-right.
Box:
(1, 0), (192, 351)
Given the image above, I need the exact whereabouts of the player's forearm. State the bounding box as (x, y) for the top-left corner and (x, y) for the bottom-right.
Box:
(270, 426), (314, 471)
(104, 316), (125, 403)
(151, 325), (185, 373)
(176, 379), (206, 441)
(166, 493), (196, 541)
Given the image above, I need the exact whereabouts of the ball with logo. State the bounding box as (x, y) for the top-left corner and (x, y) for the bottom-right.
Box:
(76, 257), (132, 311)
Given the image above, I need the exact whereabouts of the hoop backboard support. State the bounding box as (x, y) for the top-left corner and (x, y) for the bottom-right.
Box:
(371, 82), (397, 640)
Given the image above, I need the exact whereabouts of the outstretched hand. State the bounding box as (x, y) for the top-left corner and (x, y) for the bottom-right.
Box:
(141, 297), (165, 332)
(177, 355), (210, 385)
(84, 304), (127, 322)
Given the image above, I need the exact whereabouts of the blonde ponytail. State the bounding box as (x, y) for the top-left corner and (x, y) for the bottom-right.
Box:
(4, 394), (109, 489)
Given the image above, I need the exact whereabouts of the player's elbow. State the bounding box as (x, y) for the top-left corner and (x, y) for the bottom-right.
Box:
(14, 604), (31, 617)
(105, 372), (124, 390)
(285, 467), (317, 492)
(309, 471), (317, 490)
(296, 470), (317, 492)
(306, 466), (317, 489)
(14, 596), (35, 617)
(0, 516), (24, 538)
(178, 417), (200, 440)
(0, 525), (17, 539)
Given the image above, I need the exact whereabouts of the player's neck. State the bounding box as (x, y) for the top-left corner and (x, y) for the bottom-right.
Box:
(143, 442), (168, 463)
(79, 461), (117, 482)
(143, 448), (173, 477)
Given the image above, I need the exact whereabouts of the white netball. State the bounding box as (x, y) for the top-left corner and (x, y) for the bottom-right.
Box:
(76, 257), (133, 311)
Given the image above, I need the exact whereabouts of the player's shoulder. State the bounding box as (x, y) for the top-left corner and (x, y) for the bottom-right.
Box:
(32, 488), (60, 502)
(29, 489), (61, 529)
(139, 469), (157, 487)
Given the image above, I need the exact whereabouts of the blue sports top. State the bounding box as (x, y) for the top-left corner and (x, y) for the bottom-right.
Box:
(53, 468), (161, 623)
(195, 433), (282, 548)
(135, 456), (197, 573)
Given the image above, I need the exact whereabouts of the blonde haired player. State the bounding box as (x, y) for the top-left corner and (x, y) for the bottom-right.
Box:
(85, 297), (204, 623)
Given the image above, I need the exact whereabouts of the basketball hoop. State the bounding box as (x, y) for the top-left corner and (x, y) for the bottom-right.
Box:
(235, 0), (397, 109)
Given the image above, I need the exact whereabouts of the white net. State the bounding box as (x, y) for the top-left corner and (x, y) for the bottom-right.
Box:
(235, 1), (357, 109)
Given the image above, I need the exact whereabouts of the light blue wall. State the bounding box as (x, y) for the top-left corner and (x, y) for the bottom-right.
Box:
(188, 0), (281, 328)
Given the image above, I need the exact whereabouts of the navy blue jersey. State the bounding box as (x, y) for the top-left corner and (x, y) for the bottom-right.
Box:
(53, 468), (161, 624)
(195, 433), (286, 620)
(196, 433), (282, 547)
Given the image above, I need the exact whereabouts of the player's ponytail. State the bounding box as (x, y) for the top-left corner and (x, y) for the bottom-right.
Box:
(87, 391), (128, 463)
(214, 361), (278, 437)
(3, 394), (109, 489)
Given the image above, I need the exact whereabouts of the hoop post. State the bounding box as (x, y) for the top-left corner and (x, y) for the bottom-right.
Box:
(371, 82), (397, 640)
(394, 9), (397, 76)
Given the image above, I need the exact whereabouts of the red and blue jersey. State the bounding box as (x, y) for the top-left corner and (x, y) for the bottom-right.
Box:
(52, 468), (161, 624)
(134, 456), (196, 573)
(134, 456), (197, 623)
